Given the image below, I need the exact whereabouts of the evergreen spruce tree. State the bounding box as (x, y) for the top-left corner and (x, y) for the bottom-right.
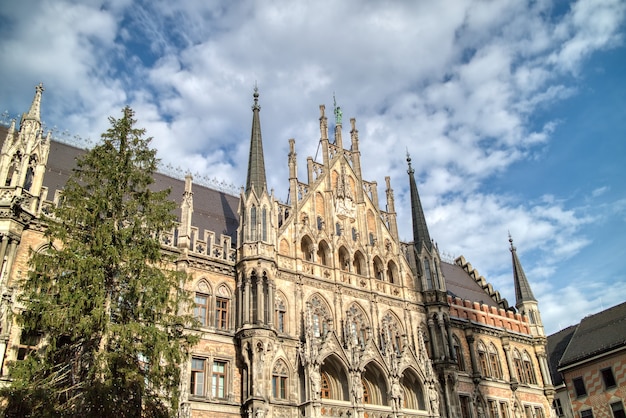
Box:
(1, 107), (197, 417)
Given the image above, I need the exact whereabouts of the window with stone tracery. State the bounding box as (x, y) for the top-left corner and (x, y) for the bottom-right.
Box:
(346, 304), (369, 348)
(488, 344), (502, 379)
(308, 295), (332, 338)
(380, 312), (403, 354)
(275, 294), (286, 333)
(272, 359), (289, 399)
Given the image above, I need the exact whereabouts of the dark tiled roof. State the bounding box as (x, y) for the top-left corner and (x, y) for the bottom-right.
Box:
(546, 325), (577, 386)
(1, 125), (240, 242)
(441, 261), (500, 308)
(558, 301), (626, 368)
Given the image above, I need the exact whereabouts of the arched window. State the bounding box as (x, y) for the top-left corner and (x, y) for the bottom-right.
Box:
(453, 336), (465, 371)
(215, 284), (231, 330)
(387, 260), (398, 284)
(301, 236), (314, 262)
(272, 359), (289, 399)
(250, 206), (257, 241)
(513, 349), (524, 383)
(307, 295), (332, 338)
(352, 227), (357, 241)
(488, 344), (502, 379)
(338, 246), (350, 272)
(424, 260), (433, 289)
(353, 251), (365, 275)
(317, 240), (330, 266)
(335, 222), (341, 236)
(380, 312), (403, 354)
(522, 351), (537, 384)
(373, 256), (384, 280)
(194, 280), (212, 327)
(317, 216), (324, 231)
(346, 304), (369, 348)
(261, 206), (268, 241)
(321, 372), (331, 399)
(401, 368), (426, 410)
(275, 294), (287, 333)
(477, 341), (489, 377)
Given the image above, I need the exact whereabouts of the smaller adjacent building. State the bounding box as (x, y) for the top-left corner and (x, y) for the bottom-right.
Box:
(547, 302), (626, 418)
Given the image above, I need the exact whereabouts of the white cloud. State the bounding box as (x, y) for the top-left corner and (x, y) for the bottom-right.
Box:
(1, 0), (625, 333)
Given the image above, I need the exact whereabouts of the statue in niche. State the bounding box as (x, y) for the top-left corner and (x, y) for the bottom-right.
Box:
(310, 367), (321, 400)
(335, 165), (355, 220)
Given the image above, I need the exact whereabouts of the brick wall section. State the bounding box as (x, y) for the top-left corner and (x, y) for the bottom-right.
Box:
(448, 295), (531, 334)
(562, 350), (626, 418)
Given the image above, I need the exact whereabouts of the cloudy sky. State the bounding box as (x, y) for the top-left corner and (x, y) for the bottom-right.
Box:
(1, 0), (625, 334)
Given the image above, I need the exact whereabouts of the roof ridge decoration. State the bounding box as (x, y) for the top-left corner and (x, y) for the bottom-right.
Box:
(454, 255), (510, 309)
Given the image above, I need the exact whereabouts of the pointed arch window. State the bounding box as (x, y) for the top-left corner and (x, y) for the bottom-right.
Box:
(317, 216), (324, 231)
(346, 305), (369, 348)
(338, 246), (350, 272)
(387, 260), (398, 284)
(301, 236), (314, 262)
(250, 206), (257, 241)
(362, 379), (371, 404)
(317, 240), (330, 266)
(275, 295), (286, 333)
(522, 351), (537, 384)
(424, 260), (433, 289)
(453, 336), (465, 371)
(353, 251), (365, 275)
(373, 256), (384, 280)
(380, 312), (403, 354)
(335, 222), (342, 236)
(352, 227), (357, 241)
(261, 206), (268, 241)
(488, 344), (502, 379)
(477, 341), (489, 377)
(215, 285), (231, 330)
(320, 372), (331, 399)
(513, 349), (524, 383)
(272, 359), (289, 399)
(194, 280), (212, 327)
(308, 296), (332, 338)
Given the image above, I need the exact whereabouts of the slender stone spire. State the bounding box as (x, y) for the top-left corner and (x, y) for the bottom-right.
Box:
(509, 234), (537, 304)
(24, 82), (44, 122)
(245, 86), (267, 196)
(407, 153), (432, 252)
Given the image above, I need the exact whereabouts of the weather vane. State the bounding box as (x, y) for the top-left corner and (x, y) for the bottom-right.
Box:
(333, 92), (342, 125)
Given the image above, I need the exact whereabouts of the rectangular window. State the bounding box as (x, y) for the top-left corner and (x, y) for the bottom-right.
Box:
(535, 407), (544, 418)
(525, 405), (533, 418)
(190, 357), (206, 396)
(272, 375), (287, 399)
(611, 402), (626, 418)
(194, 294), (209, 327)
(490, 353), (502, 379)
(215, 298), (228, 329)
(580, 409), (593, 418)
(602, 368), (617, 389)
(460, 395), (472, 418)
(553, 399), (564, 417)
(479, 352), (489, 376)
(573, 377), (587, 398)
(500, 402), (509, 418)
(16, 329), (41, 361)
(489, 400), (499, 418)
(212, 360), (227, 398)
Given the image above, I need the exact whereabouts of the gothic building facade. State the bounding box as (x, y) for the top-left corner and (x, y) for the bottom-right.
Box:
(0, 85), (555, 418)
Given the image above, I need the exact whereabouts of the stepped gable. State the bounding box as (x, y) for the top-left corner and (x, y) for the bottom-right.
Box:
(0, 125), (240, 242)
(443, 255), (509, 309)
(558, 301), (626, 368)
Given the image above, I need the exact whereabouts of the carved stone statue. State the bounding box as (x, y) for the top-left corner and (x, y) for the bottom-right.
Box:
(310, 368), (321, 400)
(391, 379), (404, 410)
(351, 373), (363, 403)
(429, 383), (440, 415)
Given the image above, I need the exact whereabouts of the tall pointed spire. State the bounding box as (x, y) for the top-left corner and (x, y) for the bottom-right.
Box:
(24, 82), (44, 122)
(407, 153), (432, 252)
(245, 86), (267, 196)
(509, 234), (537, 304)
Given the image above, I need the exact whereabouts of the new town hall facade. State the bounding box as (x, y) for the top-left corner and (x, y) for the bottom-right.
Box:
(0, 85), (555, 418)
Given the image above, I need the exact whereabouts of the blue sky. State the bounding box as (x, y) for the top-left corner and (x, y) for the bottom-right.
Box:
(1, 0), (625, 334)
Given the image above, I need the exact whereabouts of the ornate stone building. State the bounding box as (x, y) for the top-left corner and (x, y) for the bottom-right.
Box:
(0, 85), (555, 418)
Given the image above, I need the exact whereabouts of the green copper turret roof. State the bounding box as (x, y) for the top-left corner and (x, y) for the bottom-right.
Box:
(407, 153), (432, 252)
(245, 87), (267, 196)
(510, 235), (537, 305)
